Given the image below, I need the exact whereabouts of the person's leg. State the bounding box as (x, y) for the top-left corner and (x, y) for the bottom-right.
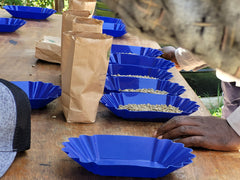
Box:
(221, 81), (240, 118)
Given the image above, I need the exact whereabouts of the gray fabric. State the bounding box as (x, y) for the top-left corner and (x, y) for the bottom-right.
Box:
(0, 82), (17, 178)
(221, 81), (240, 119)
(0, 82), (17, 151)
(0, 152), (16, 178)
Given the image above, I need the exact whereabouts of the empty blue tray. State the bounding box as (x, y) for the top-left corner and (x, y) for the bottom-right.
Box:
(102, 22), (127, 37)
(62, 135), (195, 178)
(100, 92), (199, 121)
(0, 18), (26, 32)
(107, 64), (173, 81)
(3, 5), (56, 20)
(111, 44), (163, 57)
(110, 53), (175, 70)
(93, 15), (127, 37)
(11, 81), (61, 109)
(104, 76), (186, 95)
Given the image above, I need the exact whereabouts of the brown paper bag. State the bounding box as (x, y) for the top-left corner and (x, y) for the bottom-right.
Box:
(68, 0), (96, 16)
(72, 17), (103, 33)
(62, 10), (91, 37)
(35, 36), (61, 64)
(61, 10), (91, 63)
(61, 31), (113, 123)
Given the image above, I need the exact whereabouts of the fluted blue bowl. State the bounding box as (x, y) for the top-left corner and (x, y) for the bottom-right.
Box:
(11, 81), (61, 109)
(100, 92), (199, 121)
(62, 135), (195, 178)
(3, 5), (56, 20)
(110, 53), (174, 70)
(93, 15), (127, 37)
(0, 18), (26, 32)
(111, 44), (163, 57)
(104, 76), (186, 95)
(107, 64), (173, 81)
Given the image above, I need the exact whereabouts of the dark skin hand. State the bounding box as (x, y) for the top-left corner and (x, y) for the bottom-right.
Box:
(154, 116), (240, 151)
(159, 46), (240, 151)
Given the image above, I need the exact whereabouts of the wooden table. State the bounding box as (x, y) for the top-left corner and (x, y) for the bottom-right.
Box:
(1, 10), (239, 180)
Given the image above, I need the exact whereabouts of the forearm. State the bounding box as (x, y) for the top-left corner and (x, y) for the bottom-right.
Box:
(227, 106), (240, 136)
(174, 48), (207, 71)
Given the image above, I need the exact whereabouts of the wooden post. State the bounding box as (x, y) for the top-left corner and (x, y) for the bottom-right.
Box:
(54, 0), (64, 13)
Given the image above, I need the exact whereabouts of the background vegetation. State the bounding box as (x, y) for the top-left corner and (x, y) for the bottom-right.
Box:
(0, 0), (54, 8)
(0, 0), (115, 17)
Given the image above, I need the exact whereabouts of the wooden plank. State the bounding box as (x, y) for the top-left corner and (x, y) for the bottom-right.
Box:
(0, 11), (62, 83)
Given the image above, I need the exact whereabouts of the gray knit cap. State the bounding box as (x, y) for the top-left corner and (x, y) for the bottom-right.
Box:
(0, 79), (31, 178)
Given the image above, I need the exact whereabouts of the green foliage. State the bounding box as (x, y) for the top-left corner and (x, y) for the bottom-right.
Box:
(207, 86), (223, 117)
(96, 1), (110, 10)
(95, 9), (115, 17)
(1, 0), (24, 6)
(0, 0), (53, 8)
(1, 0), (114, 15)
(31, 0), (53, 8)
(210, 106), (222, 117)
(95, 1), (115, 17)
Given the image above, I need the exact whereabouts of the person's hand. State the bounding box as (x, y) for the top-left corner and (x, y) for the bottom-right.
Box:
(160, 46), (181, 70)
(154, 116), (240, 151)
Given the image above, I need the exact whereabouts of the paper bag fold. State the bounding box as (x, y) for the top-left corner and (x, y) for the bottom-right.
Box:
(69, 0), (97, 16)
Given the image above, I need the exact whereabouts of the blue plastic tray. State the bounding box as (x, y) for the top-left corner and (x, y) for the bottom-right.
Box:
(0, 18), (26, 32)
(102, 23), (127, 37)
(93, 15), (125, 24)
(104, 76), (186, 95)
(111, 44), (163, 57)
(100, 92), (199, 121)
(93, 15), (127, 37)
(110, 53), (175, 70)
(107, 64), (173, 80)
(11, 81), (61, 109)
(62, 135), (195, 178)
(3, 5), (56, 20)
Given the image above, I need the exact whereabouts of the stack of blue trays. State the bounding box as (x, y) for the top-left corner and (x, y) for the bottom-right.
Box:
(100, 44), (199, 121)
(93, 15), (127, 37)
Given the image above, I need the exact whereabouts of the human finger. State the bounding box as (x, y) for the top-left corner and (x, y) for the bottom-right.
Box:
(155, 116), (201, 137)
(174, 136), (205, 148)
(160, 125), (204, 140)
